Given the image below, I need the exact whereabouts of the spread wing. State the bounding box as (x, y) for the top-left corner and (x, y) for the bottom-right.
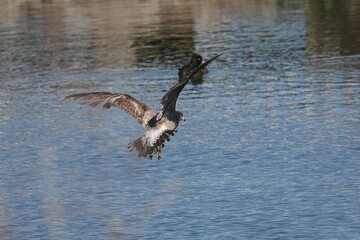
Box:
(160, 53), (222, 114)
(159, 77), (189, 115)
(63, 92), (157, 127)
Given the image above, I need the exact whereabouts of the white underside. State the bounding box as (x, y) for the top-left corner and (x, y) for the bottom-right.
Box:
(143, 125), (168, 147)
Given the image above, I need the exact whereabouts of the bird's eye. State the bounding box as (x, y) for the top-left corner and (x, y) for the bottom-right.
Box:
(198, 57), (201, 61)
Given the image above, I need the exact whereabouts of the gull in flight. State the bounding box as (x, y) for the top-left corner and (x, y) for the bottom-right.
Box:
(63, 54), (221, 160)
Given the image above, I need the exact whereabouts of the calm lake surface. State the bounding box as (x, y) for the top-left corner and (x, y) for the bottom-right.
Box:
(1, 0), (360, 239)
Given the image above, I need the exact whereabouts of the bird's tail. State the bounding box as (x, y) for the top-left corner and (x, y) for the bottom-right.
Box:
(128, 130), (175, 159)
(128, 135), (153, 158)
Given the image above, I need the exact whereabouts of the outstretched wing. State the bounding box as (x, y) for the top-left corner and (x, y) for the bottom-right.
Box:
(160, 53), (222, 114)
(159, 76), (189, 115)
(187, 53), (222, 80)
(63, 92), (157, 127)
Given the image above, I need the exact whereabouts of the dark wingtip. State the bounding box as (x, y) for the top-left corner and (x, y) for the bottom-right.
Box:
(61, 93), (84, 102)
(186, 53), (222, 80)
(61, 95), (72, 102)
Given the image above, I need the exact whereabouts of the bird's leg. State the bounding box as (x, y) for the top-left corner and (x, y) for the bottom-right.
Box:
(157, 151), (162, 161)
(157, 145), (162, 161)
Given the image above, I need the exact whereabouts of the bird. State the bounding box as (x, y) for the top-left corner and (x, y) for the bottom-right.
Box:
(63, 54), (221, 160)
(178, 53), (209, 82)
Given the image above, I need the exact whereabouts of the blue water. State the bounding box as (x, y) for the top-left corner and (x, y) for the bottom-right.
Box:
(1, 0), (360, 239)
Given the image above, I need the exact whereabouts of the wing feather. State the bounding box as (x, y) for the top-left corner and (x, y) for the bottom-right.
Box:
(63, 92), (157, 127)
(160, 54), (222, 114)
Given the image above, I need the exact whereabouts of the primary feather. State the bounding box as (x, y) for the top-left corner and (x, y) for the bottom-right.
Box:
(63, 92), (156, 127)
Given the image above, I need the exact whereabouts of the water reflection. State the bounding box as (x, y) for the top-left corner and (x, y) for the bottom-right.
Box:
(2, 0), (359, 79)
(305, 0), (360, 56)
(130, 3), (196, 65)
(1, 0), (360, 239)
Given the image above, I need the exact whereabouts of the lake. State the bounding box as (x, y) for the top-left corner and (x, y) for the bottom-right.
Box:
(1, 0), (359, 239)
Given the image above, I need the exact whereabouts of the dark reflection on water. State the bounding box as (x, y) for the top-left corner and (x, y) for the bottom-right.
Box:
(305, 0), (360, 56)
(131, 4), (196, 65)
(1, 0), (360, 239)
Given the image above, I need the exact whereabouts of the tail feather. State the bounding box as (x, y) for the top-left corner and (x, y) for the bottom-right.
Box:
(128, 136), (153, 158)
(127, 130), (175, 159)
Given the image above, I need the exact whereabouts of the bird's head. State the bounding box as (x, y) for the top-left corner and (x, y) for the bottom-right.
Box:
(186, 53), (222, 81)
(177, 111), (186, 121)
(190, 53), (203, 66)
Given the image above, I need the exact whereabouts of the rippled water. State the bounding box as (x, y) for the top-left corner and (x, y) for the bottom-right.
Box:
(1, 0), (360, 239)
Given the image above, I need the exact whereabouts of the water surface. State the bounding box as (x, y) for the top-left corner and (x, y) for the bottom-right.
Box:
(1, 0), (360, 239)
